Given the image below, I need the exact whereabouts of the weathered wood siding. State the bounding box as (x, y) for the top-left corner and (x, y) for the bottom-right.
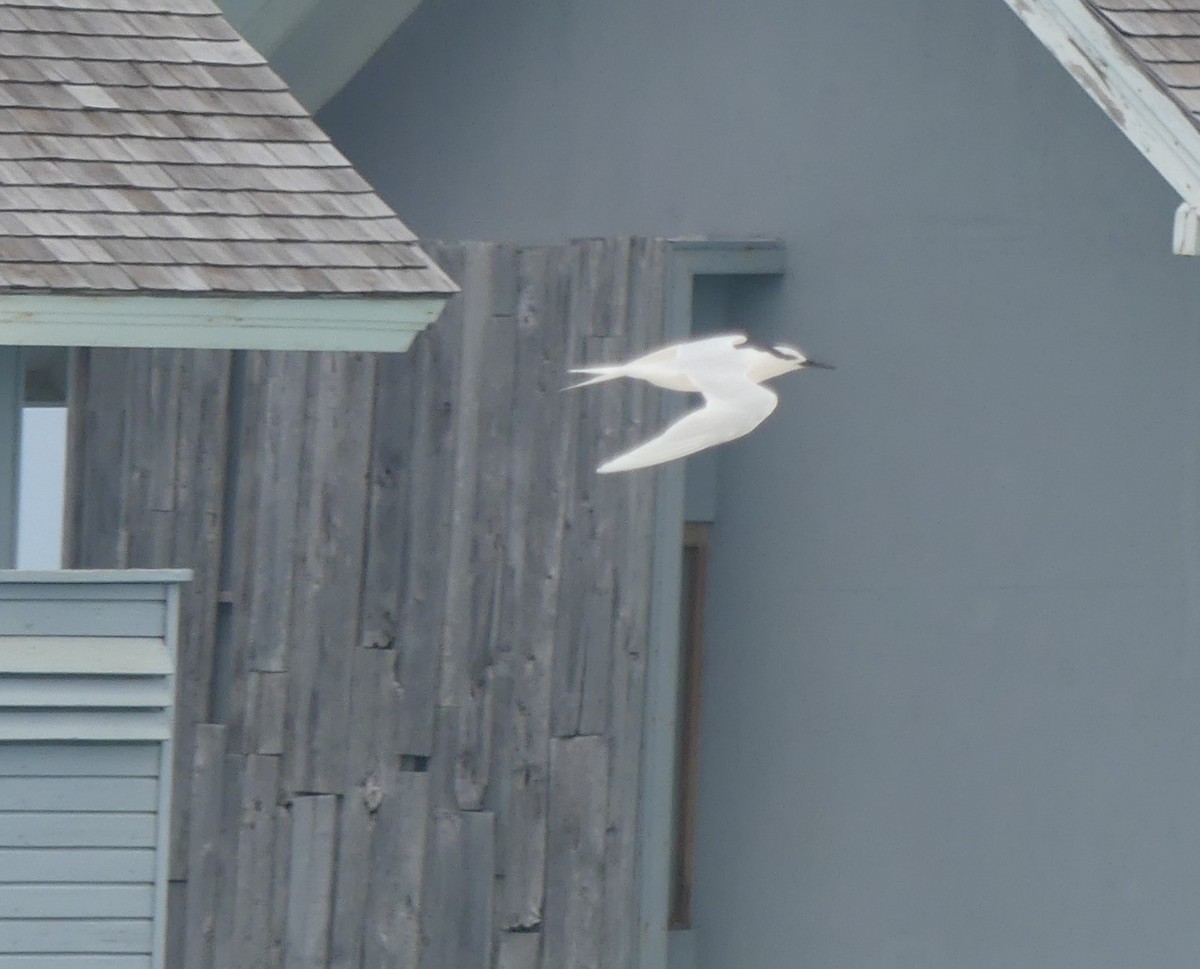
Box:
(64, 238), (668, 969)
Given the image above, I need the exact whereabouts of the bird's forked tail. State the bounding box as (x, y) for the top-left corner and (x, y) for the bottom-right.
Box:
(562, 366), (624, 391)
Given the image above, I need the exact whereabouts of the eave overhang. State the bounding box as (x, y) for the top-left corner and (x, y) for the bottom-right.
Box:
(1002, 0), (1200, 253)
(0, 292), (449, 352)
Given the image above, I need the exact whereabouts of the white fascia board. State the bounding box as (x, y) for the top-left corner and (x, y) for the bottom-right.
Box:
(0, 293), (449, 352)
(1002, 0), (1200, 252)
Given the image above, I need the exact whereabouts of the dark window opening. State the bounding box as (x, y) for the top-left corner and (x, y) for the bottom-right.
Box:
(670, 521), (710, 930)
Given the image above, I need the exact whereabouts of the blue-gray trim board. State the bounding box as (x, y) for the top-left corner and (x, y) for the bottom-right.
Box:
(638, 239), (785, 969)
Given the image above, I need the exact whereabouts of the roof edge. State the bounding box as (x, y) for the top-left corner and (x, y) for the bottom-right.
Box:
(0, 292), (450, 352)
(1002, 0), (1200, 252)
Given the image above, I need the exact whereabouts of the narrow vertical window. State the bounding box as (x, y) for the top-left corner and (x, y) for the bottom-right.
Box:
(670, 521), (710, 930)
(16, 350), (68, 570)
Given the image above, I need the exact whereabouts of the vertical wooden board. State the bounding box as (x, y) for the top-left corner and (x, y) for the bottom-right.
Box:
(267, 802), (293, 969)
(182, 725), (226, 969)
(361, 768), (430, 969)
(497, 931), (541, 969)
(212, 350), (265, 754)
(327, 784), (371, 969)
(70, 347), (129, 569)
(231, 754), (280, 969)
(246, 351), (311, 674)
(277, 351), (326, 792)
(601, 238), (666, 969)
(211, 748), (246, 969)
(543, 735), (609, 969)
(438, 241), (490, 710)
(61, 347), (88, 568)
(453, 300), (519, 811)
(488, 243), (578, 931)
(384, 332), (439, 757)
(284, 351), (375, 794)
(282, 795), (338, 969)
(426, 703), (459, 812)
(395, 300), (458, 757)
(166, 879), (186, 969)
(244, 670), (288, 756)
(489, 241), (520, 318)
(420, 246), (464, 717)
(171, 347), (232, 696)
(501, 246), (546, 618)
(342, 646), (396, 791)
(481, 651), (521, 921)
(123, 347), (182, 569)
(551, 239), (623, 739)
(358, 347), (416, 656)
(169, 349), (232, 882)
(221, 351), (265, 613)
(419, 809), (494, 969)
(117, 349), (155, 568)
(576, 240), (639, 737)
(452, 641), (499, 812)
(574, 558), (616, 737)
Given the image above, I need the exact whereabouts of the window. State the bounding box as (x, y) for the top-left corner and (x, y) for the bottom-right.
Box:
(669, 522), (710, 930)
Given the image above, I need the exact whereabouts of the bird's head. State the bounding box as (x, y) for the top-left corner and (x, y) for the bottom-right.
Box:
(769, 344), (835, 372)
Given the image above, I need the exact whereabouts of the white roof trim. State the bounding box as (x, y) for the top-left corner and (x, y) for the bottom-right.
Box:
(1003, 0), (1200, 253)
(0, 293), (448, 352)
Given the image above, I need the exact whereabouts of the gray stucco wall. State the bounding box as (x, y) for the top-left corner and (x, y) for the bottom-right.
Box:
(323, 2), (1200, 967)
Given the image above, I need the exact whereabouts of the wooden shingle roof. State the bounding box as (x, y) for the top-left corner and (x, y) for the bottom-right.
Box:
(1003, 0), (1200, 253)
(1086, 2), (1200, 127)
(0, 0), (455, 300)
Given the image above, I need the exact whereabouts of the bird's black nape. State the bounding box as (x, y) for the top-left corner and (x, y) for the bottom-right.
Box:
(751, 341), (797, 360)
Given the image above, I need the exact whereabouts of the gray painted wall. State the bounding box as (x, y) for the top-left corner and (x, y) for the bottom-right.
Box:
(324, 2), (1200, 966)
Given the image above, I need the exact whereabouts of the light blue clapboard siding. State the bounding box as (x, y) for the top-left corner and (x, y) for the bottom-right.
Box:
(0, 884), (154, 919)
(0, 813), (157, 848)
(0, 585), (165, 601)
(0, 600), (165, 638)
(0, 919), (152, 953)
(0, 957), (151, 969)
(0, 743), (159, 777)
(0, 849), (155, 883)
(0, 712), (170, 742)
(0, 777), (158, 812)
(0, 678), (171, 708)
(0, 574), (183, 969)
(0, 638), (170, 675)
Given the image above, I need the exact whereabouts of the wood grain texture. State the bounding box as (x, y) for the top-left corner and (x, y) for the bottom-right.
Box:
(64, 238), (668, 969)
(421, 809), (495, 969)
(543, 735), (609, 969)
(283, 795), (338, 969)
(182, 725), (225, 969)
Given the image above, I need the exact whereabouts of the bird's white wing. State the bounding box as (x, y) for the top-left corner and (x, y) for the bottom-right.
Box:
(597, 367), (778, 473)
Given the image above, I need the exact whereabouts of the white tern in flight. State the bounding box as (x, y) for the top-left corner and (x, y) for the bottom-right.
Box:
(565, 332), (833, 473)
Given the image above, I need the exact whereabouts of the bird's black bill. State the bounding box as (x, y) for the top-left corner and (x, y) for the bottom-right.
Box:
(804, 360), (835, 370)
